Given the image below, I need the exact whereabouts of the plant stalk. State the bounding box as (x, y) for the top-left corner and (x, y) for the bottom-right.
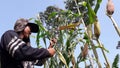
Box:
(107, 15), (120, 37)
(107, 15), (120, 49)
(74, 0), (102, 67)
(97, 39), (110, 68)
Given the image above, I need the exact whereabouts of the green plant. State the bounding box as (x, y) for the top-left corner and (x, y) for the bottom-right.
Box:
(112, 54), (119, 68)
(34, 0), (112, 68)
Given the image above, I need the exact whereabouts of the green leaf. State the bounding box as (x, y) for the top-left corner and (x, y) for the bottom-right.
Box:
(63, 52), (71, 65)
(49, 57), (58, 68)
(43, 37), (47, 48)
(59, 31), (64, 44)
(66, 38), (70, 51)
(112, 54), (119, 68)
(57, 50), (68, 68)
(94, 0), (102, 13)
(36, 30), (40, 47)
(37, 45), (42, 48)
(28, 17), (34, 21)
(101, 46), (109, 53)
(35, 20), (48, 32)
(83, 33), (89, 40)
(48, 12), (58, 19)
(94, 45), (109, 53)
(86, 1), (96, 24)
(35, 19), (50, 47)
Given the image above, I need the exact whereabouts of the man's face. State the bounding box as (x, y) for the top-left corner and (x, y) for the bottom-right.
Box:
(23, 26), (31, 38)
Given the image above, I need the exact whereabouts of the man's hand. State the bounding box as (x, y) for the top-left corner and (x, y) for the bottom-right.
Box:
(48, 38), (57, 57)
(47, 48), (56, 57)
(48, 38), (57, 48)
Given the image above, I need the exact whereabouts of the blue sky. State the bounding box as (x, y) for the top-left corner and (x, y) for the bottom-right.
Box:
(0, 0), (119, 67)
(97, 0), (120, 67)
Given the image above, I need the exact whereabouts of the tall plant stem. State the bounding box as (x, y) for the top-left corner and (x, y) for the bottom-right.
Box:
(97, 39), (110, 68)
(74, 0), (102, 67)
(107, 15), (120, 49)
(90, 40), (102, 68)
(107, 15), (120, 37)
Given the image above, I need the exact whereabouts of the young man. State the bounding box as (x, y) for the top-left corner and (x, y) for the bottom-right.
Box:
(0, 18), (57, 68)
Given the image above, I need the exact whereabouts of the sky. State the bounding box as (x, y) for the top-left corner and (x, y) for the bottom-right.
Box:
(0, 0), (120, 68)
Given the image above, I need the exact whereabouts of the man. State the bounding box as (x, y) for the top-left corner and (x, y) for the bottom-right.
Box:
(0, 18), (57, 68)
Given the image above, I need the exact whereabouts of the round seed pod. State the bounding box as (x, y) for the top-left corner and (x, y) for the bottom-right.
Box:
(106, 0), (114, 15)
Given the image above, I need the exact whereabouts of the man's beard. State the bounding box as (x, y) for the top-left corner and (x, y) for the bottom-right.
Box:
(22, 37), (30, 43)
(22, 37), (31, 46)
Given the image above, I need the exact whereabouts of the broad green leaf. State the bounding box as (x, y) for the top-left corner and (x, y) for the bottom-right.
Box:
(66, 37), (70, 51)
(36, 30), (40, 47)
(43, 37), (47, 48)
(62, 52), (71, 66)
(112, 54), (119, 68)
(35, 20), (48, 32)
(49, 57), (57, 68)
(86, 1), (96, 24)
(57, 50), (68, 68)
(94, 0), (102, 13)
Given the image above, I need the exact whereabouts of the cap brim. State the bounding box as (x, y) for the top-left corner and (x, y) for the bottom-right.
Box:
(27, 23), (39, 33)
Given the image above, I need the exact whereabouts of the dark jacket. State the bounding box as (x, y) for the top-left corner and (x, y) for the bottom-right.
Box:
(0, 30), (51, 68)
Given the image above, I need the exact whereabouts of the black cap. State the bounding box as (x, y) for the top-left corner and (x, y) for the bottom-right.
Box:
(14, 18), (39, 33)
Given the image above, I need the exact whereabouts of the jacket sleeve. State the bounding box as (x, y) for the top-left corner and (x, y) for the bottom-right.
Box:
(3, 30), (51, 61)
(14, 45), (51, 61)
